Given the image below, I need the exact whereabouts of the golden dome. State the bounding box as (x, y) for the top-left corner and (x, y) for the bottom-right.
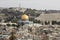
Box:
(21, 14), (29, 20)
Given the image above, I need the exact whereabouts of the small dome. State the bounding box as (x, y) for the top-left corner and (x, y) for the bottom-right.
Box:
(21, 14), (29, 20)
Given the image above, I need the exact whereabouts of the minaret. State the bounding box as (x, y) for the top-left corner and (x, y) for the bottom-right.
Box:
(19, 3), (21, 10)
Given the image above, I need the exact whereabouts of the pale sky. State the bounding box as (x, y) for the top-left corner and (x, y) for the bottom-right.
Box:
(0, 0), (60, 10)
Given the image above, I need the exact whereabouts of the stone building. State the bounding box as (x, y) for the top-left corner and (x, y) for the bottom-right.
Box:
(35, 13), (60, 25)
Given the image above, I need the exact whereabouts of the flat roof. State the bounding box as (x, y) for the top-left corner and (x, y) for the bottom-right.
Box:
(35, 13), (60, 21)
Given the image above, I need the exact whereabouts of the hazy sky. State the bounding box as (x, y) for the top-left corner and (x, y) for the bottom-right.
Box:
(0, 0), (60, 10)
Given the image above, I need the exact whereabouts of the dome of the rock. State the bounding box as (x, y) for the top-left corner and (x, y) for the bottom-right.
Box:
(21, 14), (29, 20)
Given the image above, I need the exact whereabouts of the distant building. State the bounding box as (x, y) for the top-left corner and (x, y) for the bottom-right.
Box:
(13, 7), (27, 12)
(35, 13), (60, 25)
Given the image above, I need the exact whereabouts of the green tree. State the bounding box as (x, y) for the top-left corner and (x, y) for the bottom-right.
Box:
(7, 24), (11, 27)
